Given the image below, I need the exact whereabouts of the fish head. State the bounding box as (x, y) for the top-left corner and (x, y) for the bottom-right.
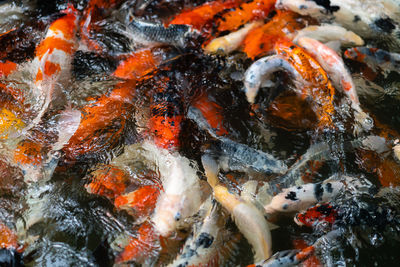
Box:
(152, 193), (191, 237)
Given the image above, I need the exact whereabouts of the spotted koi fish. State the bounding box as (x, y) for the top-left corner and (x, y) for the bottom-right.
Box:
(168, 201), (240, 267)
(29, 4), (79, 132)
(344, 47), (400, 73)
(297, 37), (373, 133)
(249, 247), (314, 267)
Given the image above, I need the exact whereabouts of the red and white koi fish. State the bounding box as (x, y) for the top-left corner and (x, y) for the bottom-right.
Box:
(28, 4), (79, 133)
(297, 37), (373, 133)
(294, 203), (337, 228)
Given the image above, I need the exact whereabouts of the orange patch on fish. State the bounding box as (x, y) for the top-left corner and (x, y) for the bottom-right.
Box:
(44, 61), (61, 77)
(114, 185), (160, 217)
(113, 50), (159, 80)
(243, 11), (305, 59)
(48, 11), (78, 41)
(0, 108), (24, 139)
(0, 223), (18, 250)
(274, 40), (336, 128)
(150, 114), (183, 150)
(35, 37), (75, 59)
(169, 0), (243, 30)
(192, 94), (228, 136)
(292, 239), (321, 267)
(116, 221), (160, 263)
(0, 61), (17, 77)
(217, 0), (275, 32)
(86, 165), (129, 199)
(14, 140), (43, 166)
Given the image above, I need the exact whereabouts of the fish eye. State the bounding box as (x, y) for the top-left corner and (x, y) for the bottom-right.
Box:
(174, 212), (181, 221)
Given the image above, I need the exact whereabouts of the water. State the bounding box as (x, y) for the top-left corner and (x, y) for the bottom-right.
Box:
(1, 0), (400, 266)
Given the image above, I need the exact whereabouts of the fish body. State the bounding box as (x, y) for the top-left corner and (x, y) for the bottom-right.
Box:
(169, 201), (239, 267)
(293, 24), (364, 47)
(249, 247), (313, 267)
(264, 177), (344, 214)
(297, 37), (373, 133)
(140, 141), (203, 237)
(204, 20), (263, 55)
(344, 46), (400, 73)
(127, 18), (196, 48)
(28, 4), (79, 132)
(294, 203), (337, 228)
(213, 185), (272, 262)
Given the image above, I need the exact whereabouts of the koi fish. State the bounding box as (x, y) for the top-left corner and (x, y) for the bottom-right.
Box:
(264, 177), (344, 214)
(168, 201), (240, 267)
(125, 17), (197, 48)
(216, 0), (276, 33)
(63, 49), (162, 163)
(140, 141), (203, 237)
(297, 37), (373, 133)
(249, 247), (314, 267)
(85, 165), (129, 200)
(276, 0), (400, 47)
(244, 54), (303, 104)
(28, 4), (79, 133)
(213, 184), (272, 262)
(292, 24), (364, 48)
(202, 156), (272, 262)
(242, 10), (307, 59)
(344, 47), (400, 73)
(204, 20), (263, 55)
(294, 203), (337, 228)
(168, 0), (243, 31)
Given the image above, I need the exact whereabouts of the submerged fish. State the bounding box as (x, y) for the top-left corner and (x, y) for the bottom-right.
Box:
(297, 37), (373, 133)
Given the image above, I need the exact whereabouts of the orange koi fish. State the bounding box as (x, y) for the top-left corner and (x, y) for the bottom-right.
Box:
(85, 165), (129, 199)
(168, 0), (243, 31)
(63, 49), (162, 163)
(30, 4), (79, 131)
(243, 10), (306, 59)
(217, 0), (276, 33)
(191, 93), (228, 137)
(274, 40), (336, 129)
(116, 221), (160, 264)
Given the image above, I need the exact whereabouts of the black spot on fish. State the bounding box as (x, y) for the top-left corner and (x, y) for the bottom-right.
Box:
(314, 183), (324, 201)
(297, 186), (302, 190)
(316, 204), (335, 216)
(325, 183), (333, 193)
(353, 15), (361, 23)
(283, 204), (288, 210)
(175, 212), (181, 221)
(285, 191), (298, 201)
(311, 0), (340, 14)
(260, 43), (265, 49)
(196, 233), (214, 249)
(374, 18), (396, 34)
(290, 45), (296, 50)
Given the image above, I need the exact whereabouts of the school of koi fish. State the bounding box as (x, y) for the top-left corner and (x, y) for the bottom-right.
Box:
(1, 0), (400, 266)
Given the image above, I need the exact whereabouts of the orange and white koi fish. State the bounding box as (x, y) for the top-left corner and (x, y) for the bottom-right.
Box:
(204, 21), (263, 55)
(292, 24), (364, 48)
(245, 40), (336, 129)
(202, 155), (272, 262)
(168, 201), (240, 267)
(28, 4), (79, 132)
(297, 37), (373, 133)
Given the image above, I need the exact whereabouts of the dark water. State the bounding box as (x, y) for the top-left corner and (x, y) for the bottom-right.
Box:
(1, 0), (400, 266)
